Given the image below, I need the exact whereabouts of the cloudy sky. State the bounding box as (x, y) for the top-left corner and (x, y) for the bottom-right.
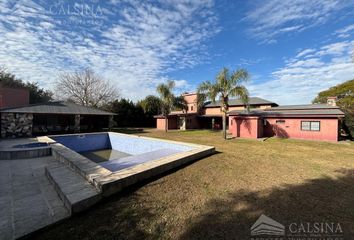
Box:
(0, 0), (353, 104)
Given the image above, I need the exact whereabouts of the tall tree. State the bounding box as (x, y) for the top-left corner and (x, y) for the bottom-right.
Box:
(138, 95), (162, 116)
(56, 69), (119, 107)
(0, 67), (53, 103)
(156, 80), (177, 132)
(313, 79), (354, 138)
(198, 67), (250, 139)
(103, 98), (146, 127)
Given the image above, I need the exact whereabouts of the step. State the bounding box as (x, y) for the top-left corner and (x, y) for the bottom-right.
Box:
(45, 163), (102, 214)
(51, 144), (111, 188)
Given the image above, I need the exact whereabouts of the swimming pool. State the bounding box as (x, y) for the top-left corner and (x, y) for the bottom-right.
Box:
(46, 132), (214, 197)
(51, 132), (197, 172)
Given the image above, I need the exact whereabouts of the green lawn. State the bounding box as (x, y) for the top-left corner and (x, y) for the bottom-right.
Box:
(34, 129), (354, 239)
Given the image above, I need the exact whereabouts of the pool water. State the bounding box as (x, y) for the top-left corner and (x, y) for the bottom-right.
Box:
(80, 149), (131, 163)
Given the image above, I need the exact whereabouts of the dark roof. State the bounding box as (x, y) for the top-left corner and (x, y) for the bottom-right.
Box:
(154, 112), (198, 118)
(229, 106), (345, 117)
(203, 97), (277, 108)
(0, 101), (115, 115)
(266, 104), (338, 110)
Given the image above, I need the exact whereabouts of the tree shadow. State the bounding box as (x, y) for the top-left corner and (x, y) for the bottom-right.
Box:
(111, 128), (148, 134)
(235, 118), (253, 137)
(270, 124), (289, 138)
(181, 169), (354, 239)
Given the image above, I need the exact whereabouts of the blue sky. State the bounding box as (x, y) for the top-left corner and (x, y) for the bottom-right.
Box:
(0, 0), (354, 104)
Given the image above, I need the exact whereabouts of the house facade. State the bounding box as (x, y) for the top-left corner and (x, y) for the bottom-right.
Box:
(155, 93), (345, 142)
(228, 102), (345, 142)
(155, 93), (278, 130)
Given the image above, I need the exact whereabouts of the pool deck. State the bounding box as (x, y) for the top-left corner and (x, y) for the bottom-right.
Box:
(0, 132), (215, 239)
(0, 156), (70, 239)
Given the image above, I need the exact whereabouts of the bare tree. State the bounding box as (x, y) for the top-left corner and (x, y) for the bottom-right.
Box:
(56, 69), (119, 107)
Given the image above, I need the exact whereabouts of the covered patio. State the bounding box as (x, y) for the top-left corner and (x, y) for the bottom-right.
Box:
(1, 101), (115, 138)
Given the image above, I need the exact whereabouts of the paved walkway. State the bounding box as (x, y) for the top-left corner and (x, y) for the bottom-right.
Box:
(0, 157), (70, 239)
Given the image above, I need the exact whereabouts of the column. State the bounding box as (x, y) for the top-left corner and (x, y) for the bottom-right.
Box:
(74, 114), (80, 133)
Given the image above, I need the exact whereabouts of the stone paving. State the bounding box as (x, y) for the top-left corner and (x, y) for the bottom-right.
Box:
(0, 157), (70, 239)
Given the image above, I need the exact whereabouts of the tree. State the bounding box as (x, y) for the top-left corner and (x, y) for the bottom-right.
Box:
(56, 69), (119, 107)
(103, 98), (145, 127)
(198, 67), (250, 139)
(137, 95), (162, 127)
(138, 95), (162, 116)
(313, 79), (354, 138)
(157, 80), (184, 132)
(0, 67), (53, 103)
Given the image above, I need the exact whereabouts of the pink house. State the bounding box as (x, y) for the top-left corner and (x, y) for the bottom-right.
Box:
(229, 103), (345, 142)
(155, 93), (345, 142)
(155, 93), (277, 130)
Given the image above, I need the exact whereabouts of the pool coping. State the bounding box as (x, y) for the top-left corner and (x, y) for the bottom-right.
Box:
(0, 146), (52, 160)
(39, 132), (215, 196)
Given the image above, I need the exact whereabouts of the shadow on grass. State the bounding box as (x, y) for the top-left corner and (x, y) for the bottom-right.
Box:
(180, 169), (354, 239)
(111, 128), (149, 134)
(32, 150), (219, 240)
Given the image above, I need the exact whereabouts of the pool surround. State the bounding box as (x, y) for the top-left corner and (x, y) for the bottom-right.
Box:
(42, 132), (215, 197)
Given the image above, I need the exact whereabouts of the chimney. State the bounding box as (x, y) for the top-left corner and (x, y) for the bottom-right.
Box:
(326, 96), (337, 106)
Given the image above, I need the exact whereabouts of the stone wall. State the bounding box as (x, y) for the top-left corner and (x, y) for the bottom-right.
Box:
(1, 113), (33, 138)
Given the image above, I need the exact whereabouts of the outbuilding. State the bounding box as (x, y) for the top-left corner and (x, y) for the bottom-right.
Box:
(228, 104), (345, 142)
(1, 101), (115, 138)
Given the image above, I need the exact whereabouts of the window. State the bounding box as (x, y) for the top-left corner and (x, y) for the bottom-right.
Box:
(276, 120), (285, 124)
(190, 106), (194, 111)
(301, 121), (320, 131)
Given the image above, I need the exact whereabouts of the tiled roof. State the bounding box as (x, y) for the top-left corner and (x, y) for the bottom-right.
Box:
(228, 106), (345, 117)
(266, 104), (339, 110)
(204, 97), (277, 107)
(0, 101), (115, 115)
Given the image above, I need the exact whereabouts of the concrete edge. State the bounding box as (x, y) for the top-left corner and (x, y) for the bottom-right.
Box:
(98, 146), (215, 197)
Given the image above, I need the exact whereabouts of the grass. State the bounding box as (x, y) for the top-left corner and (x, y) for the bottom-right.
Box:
(33, 129), (354, 239)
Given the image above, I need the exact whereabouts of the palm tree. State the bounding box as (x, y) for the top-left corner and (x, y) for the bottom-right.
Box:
(174, 95), (189, 130)
(198, 67), (250, 139)
(156, 80), (180, 132)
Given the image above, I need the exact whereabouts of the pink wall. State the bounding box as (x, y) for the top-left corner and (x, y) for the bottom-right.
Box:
(183, 93), (198, 113)
(264, 118), (339, 142)
(229, 116), (261, 138)
(156, 118), (165, 130)
(156, 118), (178, 130)
(0, 87), (29, 109)
(229, 116), (339, 142)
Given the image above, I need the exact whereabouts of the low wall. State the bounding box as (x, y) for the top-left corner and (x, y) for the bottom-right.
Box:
(1, 113), (33, 138)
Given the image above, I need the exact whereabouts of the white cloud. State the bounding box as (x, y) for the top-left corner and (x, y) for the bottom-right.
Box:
(248, 40), (354, 104)
(295, 48), (316, 58)
(335, 24), (354, 38)
(244, 0), (353, 43)
(0, 0), (219, 101)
